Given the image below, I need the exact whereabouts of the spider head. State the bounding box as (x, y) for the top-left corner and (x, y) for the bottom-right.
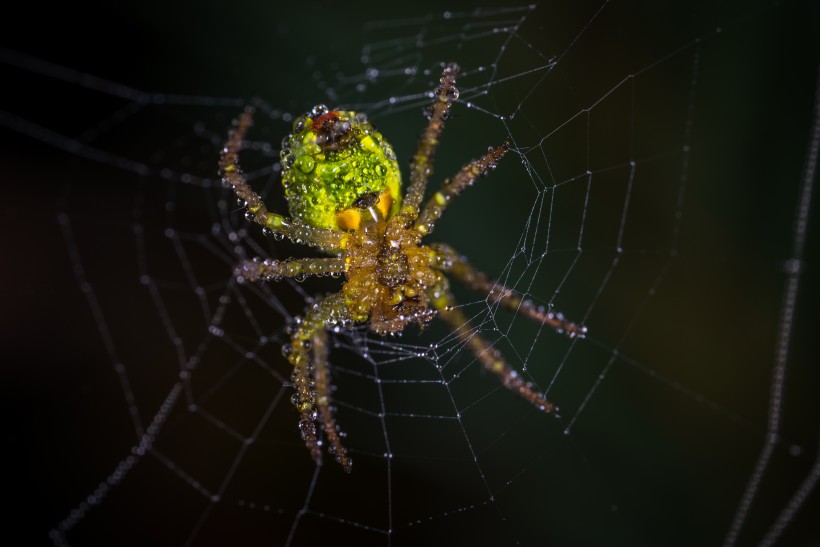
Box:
(280, 105), (402, 231)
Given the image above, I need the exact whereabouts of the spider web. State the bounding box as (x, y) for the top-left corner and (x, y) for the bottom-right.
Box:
(3, 1), (819, 545)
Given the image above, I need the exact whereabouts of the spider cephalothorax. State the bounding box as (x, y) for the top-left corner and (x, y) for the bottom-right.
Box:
(222, 63), (586, 473)
(342, 213), (443, 335)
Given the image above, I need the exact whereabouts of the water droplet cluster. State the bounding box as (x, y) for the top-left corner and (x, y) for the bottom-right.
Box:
(280, 106), (402, 230)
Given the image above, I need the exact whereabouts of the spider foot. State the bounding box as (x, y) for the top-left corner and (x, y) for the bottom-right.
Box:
(488, 348), (556, 414)
(290, 363), (322, 463)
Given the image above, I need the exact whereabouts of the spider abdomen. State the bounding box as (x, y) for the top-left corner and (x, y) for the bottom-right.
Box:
(280, 106), (403, 231)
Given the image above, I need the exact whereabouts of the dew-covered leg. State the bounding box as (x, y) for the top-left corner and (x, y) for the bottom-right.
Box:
(285, 292), (353, 470)
(432, 243), (587, 339)
(310, 329), (352, 472)
(399, 63), (461, 220)
(414, 143), (510, 236)
(220, 106), (348, 251)
(430, 281), (557, 413)
(234, 256), (346, 283)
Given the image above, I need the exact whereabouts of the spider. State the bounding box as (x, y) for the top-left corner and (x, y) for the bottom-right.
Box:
(220, 63), (586, 473)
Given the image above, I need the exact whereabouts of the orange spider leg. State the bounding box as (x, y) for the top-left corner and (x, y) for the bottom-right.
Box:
(429, 279), (556, 413)
(234, 257), (346, 283)
(399, 62), (461, 220)
(431, 243), (587, 339)
(285, 292), (353, 472)
(310, 329), (351, 472)
(414, 143), (510, 236)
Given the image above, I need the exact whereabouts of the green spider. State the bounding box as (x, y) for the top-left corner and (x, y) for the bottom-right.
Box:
(220, 63), (586, 472)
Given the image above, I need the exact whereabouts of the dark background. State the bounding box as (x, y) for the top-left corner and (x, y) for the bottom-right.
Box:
(2, 0), (819, 546)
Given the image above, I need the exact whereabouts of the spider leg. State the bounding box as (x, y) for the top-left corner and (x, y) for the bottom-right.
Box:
(286, 292), (353, 472)
(234, 256), (346, 283)
(430, 281), (557, 413)
(221, 107), (349, 252)
(414, 143), (510, 236)
(310, 328), (352, 472)
(398, 63), (461, 221)
(431, 243), (587, 339)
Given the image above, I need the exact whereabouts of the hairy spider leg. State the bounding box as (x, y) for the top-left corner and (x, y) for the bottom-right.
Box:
(220, 106), (348, 253)
(405, 128), (586, 339)
(285, 292), (353, 472)
(429, 279), (557, 413)
(399, 62), (461, 220)
(414, 143), (510, 236)
(310, 329), (352, 472)
(234, 257), (346, 283)
(431, 243), (587, 339)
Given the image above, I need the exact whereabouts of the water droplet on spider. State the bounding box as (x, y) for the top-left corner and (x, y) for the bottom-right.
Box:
(273, 232), (285, 241)
(294, 154), (315, 173)
(311, 104), (329, 117)
(261, 227), (273, 237)
(293, 115), (307, 132)
(244, 211), (255, 221)
(445, 86), (460, 100)
(294, 273), (307, 282)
